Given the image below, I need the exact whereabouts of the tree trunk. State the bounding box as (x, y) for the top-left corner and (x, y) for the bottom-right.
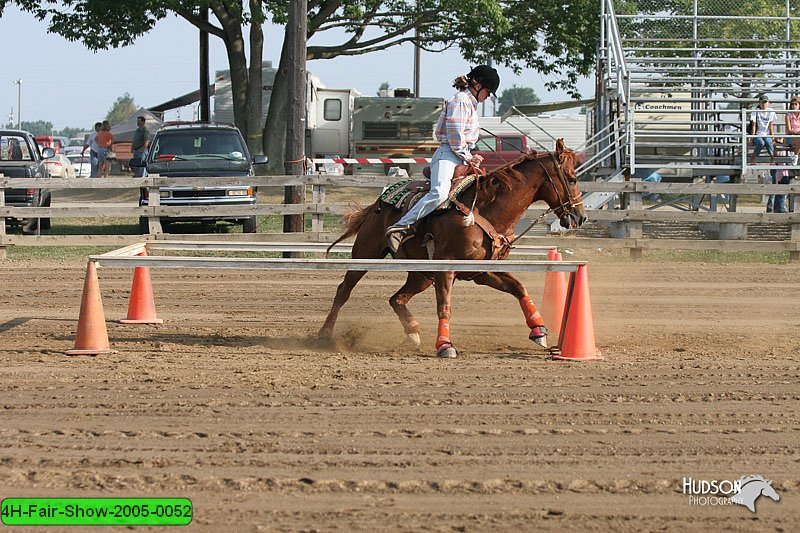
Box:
(245, 14), (264, 155)
(220, 36), (249, 136)
(263, 36), (290, 175)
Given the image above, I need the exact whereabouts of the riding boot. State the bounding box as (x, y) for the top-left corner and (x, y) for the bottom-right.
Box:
(386, 225), (415, 254)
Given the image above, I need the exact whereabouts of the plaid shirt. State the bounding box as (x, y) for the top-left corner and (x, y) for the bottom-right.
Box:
(435, 89), (480, 162)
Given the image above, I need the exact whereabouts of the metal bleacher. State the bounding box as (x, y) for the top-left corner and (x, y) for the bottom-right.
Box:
(589, 0), (800, 185)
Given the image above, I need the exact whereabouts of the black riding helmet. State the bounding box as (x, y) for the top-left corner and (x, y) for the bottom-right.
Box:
(467, 65), (500, 96)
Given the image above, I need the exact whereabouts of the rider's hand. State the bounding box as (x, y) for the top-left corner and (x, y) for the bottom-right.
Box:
(469, 154), (483, 167)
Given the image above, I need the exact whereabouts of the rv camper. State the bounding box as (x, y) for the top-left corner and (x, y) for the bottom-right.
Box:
(307, 88), (444, 176)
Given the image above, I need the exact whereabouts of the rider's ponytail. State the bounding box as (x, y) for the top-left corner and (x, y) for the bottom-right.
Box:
(452, 75), (469, 90)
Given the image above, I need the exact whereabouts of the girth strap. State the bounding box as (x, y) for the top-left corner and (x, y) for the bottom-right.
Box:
(449, 198), (513, 261)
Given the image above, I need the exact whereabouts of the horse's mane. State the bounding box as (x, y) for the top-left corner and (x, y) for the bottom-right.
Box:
(740, 475), (770, 486)
(477, 147), (577, 205)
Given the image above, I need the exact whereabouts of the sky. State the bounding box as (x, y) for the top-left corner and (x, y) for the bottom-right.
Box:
(0, 6), (594, 133)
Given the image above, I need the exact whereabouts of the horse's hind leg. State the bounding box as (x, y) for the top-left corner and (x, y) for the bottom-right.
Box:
(471, 272), (548, 349)
(318, 270), (368, 340)
(319, 208), (390, 340)
(389, 272), (433, 349)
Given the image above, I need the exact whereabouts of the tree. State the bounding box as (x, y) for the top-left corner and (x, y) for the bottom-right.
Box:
(58, 126), (88, 138)
(106, 93), (138, 125)
(14, 0), (266, 154)
(262, 0), (599, 172)
(497, 85), (540, 116)
(377, 81), (390, 96)
(15, 1), (600, 170)
(19, 120), (54, 136)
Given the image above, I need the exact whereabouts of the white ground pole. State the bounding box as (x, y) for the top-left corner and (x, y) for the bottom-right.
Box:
(91, 241), (585, 274)
(86, 241), (589, 354)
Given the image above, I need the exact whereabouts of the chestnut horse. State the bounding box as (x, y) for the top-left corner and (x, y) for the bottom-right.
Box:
(319, 139), (587, 358)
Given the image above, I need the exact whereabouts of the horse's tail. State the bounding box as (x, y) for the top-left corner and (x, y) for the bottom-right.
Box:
(325, 200), (377, 257)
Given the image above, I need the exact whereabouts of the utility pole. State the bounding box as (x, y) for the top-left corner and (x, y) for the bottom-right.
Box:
(199, 7), (210, 122)
(284, 0), (307, 240)
(413, 29), (421, 97)
(13, 79), (22, 128)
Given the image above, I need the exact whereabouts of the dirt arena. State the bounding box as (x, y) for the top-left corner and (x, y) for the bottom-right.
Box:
(1, 252), (799, 531)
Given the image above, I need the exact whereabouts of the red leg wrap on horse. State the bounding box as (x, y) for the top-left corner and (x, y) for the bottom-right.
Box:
(519, 295), (544, 328)
(436, 319), (451, 349)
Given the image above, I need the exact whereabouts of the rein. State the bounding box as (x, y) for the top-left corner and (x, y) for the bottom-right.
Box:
(507, 151), (582, 246)
(444, 149), (582, 259)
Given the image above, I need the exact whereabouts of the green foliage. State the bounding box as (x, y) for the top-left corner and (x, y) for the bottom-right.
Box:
(57, 126), (87, 138)
(461, 0), (599, 98)
(105, 93), (138, 125)
(377, 81), (390, 95)
(615, 0), (795, 52)
(497, 85), (540, 115)
(19, 120), (54, 136)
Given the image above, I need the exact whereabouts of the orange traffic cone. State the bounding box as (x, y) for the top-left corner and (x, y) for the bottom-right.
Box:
(120, 250), (163, 324)
(541, 248), (568, 342)
(66, 261), (112, 356)
(552, 264), (603, 361)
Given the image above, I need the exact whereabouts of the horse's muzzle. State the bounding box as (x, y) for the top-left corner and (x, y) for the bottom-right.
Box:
(560, 212), (588, 229)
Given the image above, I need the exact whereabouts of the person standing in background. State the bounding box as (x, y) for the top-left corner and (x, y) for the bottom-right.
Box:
(785, 95), (800, 166)
(95, 120), (114, 178)
(82, 122), (102, 178)
(749, 95), (783, 213)
(131, 116), (150, 177)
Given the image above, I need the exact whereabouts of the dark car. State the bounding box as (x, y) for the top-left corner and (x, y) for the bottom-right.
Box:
(0, 129), (55, 233)
(133, 122), (267, 233)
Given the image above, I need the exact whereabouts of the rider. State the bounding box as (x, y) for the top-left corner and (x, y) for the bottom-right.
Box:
(385, 65), (500, 253)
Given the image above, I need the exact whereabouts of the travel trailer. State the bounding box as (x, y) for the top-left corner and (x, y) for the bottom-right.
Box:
(307, 88), (444, 175)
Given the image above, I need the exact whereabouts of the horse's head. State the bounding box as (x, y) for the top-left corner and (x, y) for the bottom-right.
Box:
(542, 139), (587, 229)
(760, 480), (780, 502)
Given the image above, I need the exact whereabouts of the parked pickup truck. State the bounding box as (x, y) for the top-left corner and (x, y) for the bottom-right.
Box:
(474, 134), (527, 171)
(132, 122), (268, 234)
(0, 129), (55, 233)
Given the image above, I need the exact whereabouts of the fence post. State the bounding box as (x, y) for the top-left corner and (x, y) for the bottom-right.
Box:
(0, 179), (6, 260)
(627, 178), (643, 260)
(311, 183), (325, 233)
(147, 174), (163, 235)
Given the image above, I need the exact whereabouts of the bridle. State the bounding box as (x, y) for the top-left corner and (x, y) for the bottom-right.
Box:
(535, 151), (583, 218)
(510, 151), (583, 243)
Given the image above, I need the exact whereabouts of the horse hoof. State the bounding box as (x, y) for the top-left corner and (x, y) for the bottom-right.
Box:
(529, 326), (548, 349)
(436, 343), (458, 359)
(403, 332), (421, 349)
(531, 335), (547, 349)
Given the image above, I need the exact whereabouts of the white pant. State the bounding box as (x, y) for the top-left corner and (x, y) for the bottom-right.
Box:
(394, 143), (463, 226)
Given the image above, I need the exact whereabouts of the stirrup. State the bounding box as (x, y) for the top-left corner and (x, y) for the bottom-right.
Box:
(387, 230), (414, 254)
(385, 224), (413, 237)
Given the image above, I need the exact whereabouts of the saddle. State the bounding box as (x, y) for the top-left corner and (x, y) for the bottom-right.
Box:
(380, 164), (485, 214)
(380, 164), (513, 261)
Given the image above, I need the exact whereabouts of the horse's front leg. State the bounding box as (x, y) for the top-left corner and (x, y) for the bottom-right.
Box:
(471, 272), (548, 349)
(433, 270), (458, 358)
(389, 272), (433, 349)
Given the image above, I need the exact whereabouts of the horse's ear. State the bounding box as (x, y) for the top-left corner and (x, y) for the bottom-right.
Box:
(556, 138), (565, 156)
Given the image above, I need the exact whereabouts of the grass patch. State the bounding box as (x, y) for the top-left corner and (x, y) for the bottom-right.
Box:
(642, 249), (789, 264)
(574, 248), (790, 264)
(48, 218), (140, 235)
(6, 246), (120, 261)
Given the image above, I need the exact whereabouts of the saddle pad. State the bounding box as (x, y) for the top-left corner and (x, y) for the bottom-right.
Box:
(380, 175), (479, 213)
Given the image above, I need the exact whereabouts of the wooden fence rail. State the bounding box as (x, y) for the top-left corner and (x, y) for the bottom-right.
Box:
(1, 174), (799, 260)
